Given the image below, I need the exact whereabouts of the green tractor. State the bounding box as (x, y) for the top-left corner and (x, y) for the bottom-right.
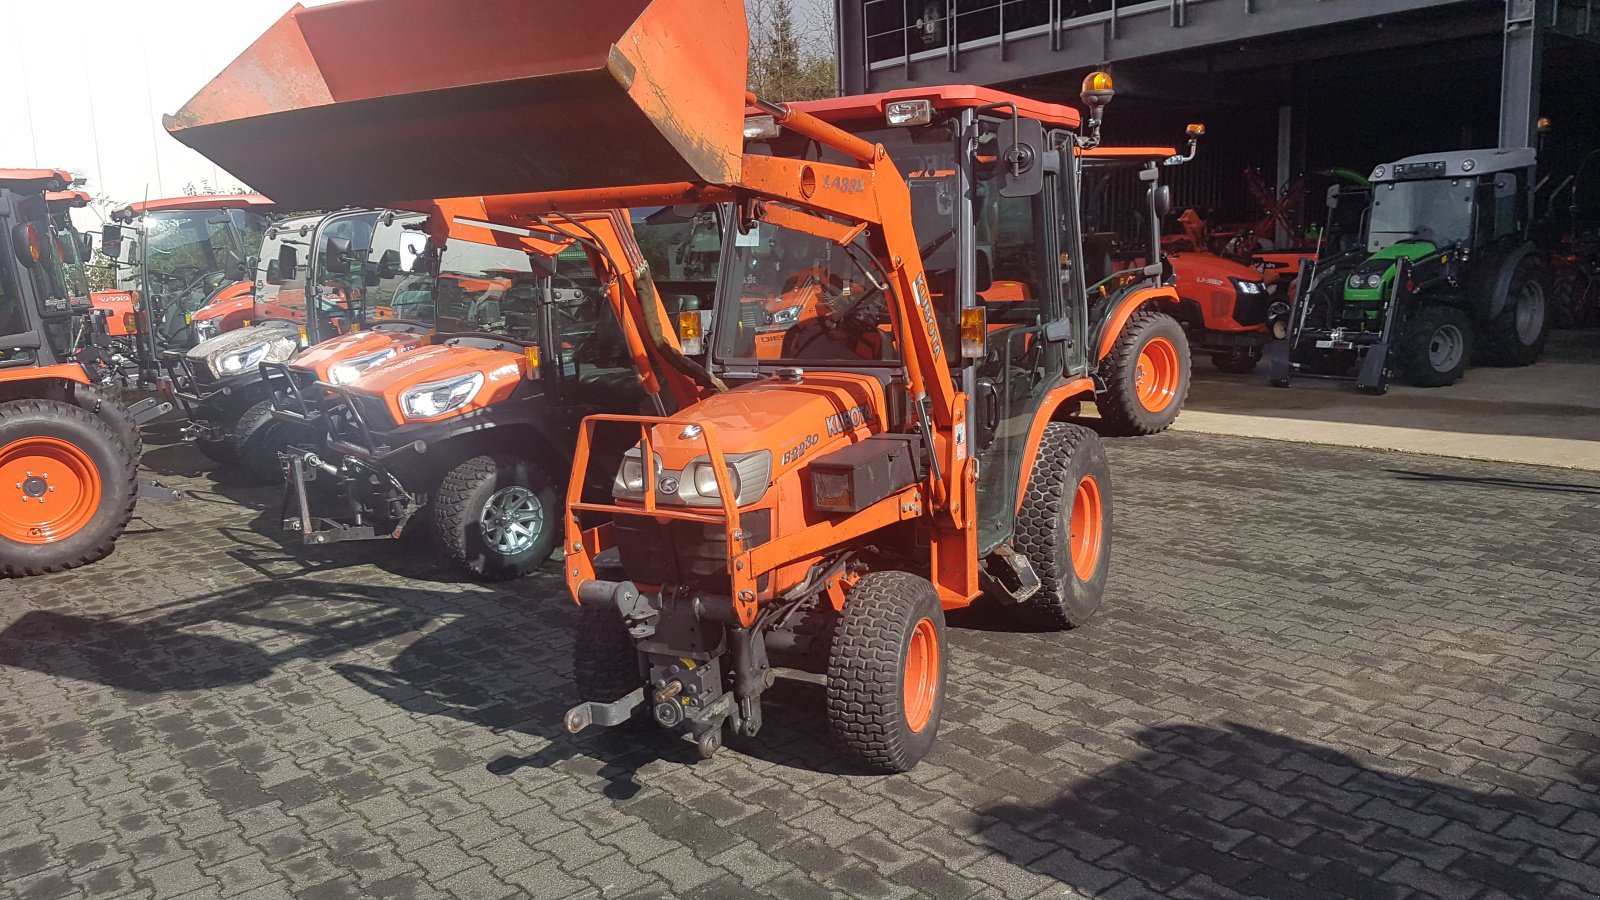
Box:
(1268, 148), (1547, 392)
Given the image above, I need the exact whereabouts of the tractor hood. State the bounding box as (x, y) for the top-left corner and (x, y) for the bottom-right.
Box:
(344, 342), (530, 425)
(646, 372), (885, 473)
(289, 328), (430, 384)
(187, 322), (301, 380)
(163, 0), (748, 208)
(1343, 241), (1436, 301)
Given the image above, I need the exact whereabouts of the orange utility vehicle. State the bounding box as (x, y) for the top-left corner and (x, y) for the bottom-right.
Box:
(99, 194), (273, 384)
(166, 0), (1178, 771)
(268, 202), (714, 579)
(0, 169), (140, 575)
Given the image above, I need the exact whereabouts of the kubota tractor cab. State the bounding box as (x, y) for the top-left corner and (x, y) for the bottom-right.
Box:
(0, 168), (140, 575)
(269, 203), (713, 580)
(1080, 141), (1284, 374)
(99, 194), (272, 384)
(1268, 148), (1548, 392)
(165, 0), (1173, 772)
(165, 208), (424, 480)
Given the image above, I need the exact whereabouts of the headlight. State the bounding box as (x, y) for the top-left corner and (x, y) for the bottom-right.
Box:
(327, 348), (396, 386)
(398, 372), (483, 420)
(612, 446), (663, 499)
(214, 341), (270, 376)
(680, 451), (772, 508)
(192, 318), (220, 341)
(1347, 274), (1364, 290)
(767, 305), (801, 327)
(1231, 278), (1265, 294)
(1365, 274), (1384, 289)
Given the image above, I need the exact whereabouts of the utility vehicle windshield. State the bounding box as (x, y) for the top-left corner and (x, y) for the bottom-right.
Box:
(119, 207), (268, 346)
(631, 205), (722, 310)
(1368, 178), (1474, 251)
(716, 118), (1052, 367)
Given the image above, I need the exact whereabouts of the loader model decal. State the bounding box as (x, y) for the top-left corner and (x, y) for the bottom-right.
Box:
(822, 174), (866, 194)
(825, 404), (874, 436)
(912, 273), (942, 360)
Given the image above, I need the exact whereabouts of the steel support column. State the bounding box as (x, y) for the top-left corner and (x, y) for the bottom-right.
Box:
(1276, 105), (1293, 247)
(1499, 0), (1544, 149)
(836, 0), (867, 95)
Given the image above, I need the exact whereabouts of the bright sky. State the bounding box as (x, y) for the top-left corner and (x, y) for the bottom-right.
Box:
(0, 0), (339, 222)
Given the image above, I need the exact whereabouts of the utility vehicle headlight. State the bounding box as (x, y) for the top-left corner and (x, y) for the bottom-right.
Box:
(612, 446), (662, 499)
(680, 451), (772, 508)
(215, 341), (271, 375)
(399, 372), (483, 420)
(767, 305), (801, 327)
(327, 348), (396, 386)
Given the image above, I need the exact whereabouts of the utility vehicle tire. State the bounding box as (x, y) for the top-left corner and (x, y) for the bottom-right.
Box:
(1547, 268), (1579, 330)
(228, 400), (291, 484)
(435, 454), (558, 580)
(1012, 423), (1112, 630)
(71, 383), (143, 459)
(1478, 257), (1549, 367)
(1211, 352), (1260, 374)
(573, 603), (644, 706)
(1396, 305), (1471, 387)
(0, 400), (137, 577)
(825, 571), (947, 774)
(1096, 309), (1190, 435)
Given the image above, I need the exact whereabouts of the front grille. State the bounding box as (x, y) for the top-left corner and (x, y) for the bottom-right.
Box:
(340, 391), (396, 436)
(1233, 292), (1270, 326)
(615, 508), (771, 591)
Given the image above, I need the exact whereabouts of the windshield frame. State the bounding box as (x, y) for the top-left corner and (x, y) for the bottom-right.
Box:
(1367, 177), (1476, 252)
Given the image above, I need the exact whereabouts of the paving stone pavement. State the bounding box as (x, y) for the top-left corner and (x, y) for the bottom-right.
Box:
(1, 427), (1597, 899)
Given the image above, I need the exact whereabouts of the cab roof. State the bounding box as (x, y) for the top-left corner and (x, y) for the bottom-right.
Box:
(0, 168), (74, 192)
(116, 194), (275, 216)
(46, 190), (92, 208)
(782, 85), (1081, 130)
(1371, 148), (1535, 183)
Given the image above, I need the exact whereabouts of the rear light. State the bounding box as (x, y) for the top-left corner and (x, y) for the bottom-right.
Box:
(12, 223), (42, 267)
(677, 311), (703, 356)
(959, 307), (986, 359)
(524, 344), (541, 379)
(885, 99), (932, 127)
(123, 312), (139, 332)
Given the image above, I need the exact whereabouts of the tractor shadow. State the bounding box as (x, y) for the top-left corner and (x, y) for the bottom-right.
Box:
(976, 721), (1600, 899)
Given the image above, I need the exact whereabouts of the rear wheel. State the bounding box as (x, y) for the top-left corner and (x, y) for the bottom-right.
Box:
(0, 400), (137, 577)
(1012, 423), (1112, 630)
(1396, 305), (1471, 387)
(1547, 268), (1580, 330)
(435, 454), (558, 580)
(825, 571), (946, 774)
(1478, 257), (1549, 367)
(1096, 309), (1191, 435)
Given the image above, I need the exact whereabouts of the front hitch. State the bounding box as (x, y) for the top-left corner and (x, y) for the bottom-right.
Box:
(564, 688), (645, 734)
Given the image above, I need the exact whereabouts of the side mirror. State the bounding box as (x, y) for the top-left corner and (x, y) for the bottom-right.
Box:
(1326, 185), (1342, 209)
(1152, 184), (1172, 218)
(322, 236), (352, 274)
(375, 249), (401, 280)
(362, 260), (382, 288)
(78, 232), (94, 262)
(277, 243), (300, 281)
(266, 259), (284, 285)
(100, 224), (123, 260)
(997, 117), (1046, 198)
(11, 223), (39, 269)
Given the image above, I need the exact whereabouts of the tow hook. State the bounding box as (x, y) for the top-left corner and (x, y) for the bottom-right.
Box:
(564, 688), (645, 734)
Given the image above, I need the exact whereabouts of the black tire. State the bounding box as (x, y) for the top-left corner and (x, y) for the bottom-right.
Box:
(70, 383), (143, 459)
(825, 571), (947, 774)
(0, 400), (137, 577)
(227, 399), (291, 484)
(1210, 352), (1260, 374)
(1395, 305), (1472, 387)
(1478, 257), (1549, 367)
(1547, 268), (1579, 330)
(1012, 423), (1112, 630)
(435, 454), (558, 580)
(573, 603), (644, 704)
(1096, 309), (1191, 436)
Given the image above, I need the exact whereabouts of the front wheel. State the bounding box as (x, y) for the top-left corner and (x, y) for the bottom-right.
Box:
(826, 571), (947, 774)
(229, 399), (294, 483)
(1396, 305), (1471, 387)
(1096, 309), (1191, 435)
(1478, 257), (1549, 367)
(435, 454), (558, 580)
(1011, 423), (1112, 630)
(0, 400), (137, 577)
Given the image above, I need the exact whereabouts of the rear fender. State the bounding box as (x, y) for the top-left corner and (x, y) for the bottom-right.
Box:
(1470, 243), (1537, 319)
(0, 364), (90, 393)
(1094, 285), (1177, 361)
(1011, 375), (1097, 511)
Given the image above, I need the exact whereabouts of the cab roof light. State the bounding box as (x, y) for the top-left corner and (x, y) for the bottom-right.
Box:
(885, 99), (932, 127)
(743, 115), (780, 141)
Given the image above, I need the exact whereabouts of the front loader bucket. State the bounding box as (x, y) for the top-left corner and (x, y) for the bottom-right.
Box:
(165, 0), (747, 208)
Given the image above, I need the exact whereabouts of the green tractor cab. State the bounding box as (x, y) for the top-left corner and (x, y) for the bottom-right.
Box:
(1269, 148), (1547, 393)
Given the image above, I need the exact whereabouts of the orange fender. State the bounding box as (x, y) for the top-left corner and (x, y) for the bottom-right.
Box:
(1095, 285), (1178, 361)
(0, 364), (90, 388)
(1012, 375), (1096, 510)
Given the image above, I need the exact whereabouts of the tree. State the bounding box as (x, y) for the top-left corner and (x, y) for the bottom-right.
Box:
(747, 0), (836, 102)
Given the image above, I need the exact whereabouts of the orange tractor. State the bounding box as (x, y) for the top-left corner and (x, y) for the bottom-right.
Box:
(0, 169), (142, 576)
(167, 0), (1186, 771)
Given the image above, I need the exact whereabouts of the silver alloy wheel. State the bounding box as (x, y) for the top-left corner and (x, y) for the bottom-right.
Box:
(1428, 323), (1466, 373)
(1514, 279), (1546, 345)
(480, 485), (544, 556)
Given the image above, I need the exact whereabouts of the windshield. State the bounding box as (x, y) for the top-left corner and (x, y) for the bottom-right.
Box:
(119, 207), (268, 348)
(1368, 179), (1474, 251)
(715, 122), (961, 365)
(631, 205), (722, 311)
(256, 217), (318, 317)
(433, 239), (545, 340)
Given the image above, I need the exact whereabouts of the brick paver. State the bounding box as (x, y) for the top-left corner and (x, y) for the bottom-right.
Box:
(1, 429), (1597, 898)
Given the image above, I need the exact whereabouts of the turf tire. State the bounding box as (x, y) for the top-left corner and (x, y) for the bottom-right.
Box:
(1096, 309), (1191, 435)
(573, 603), (645, 707)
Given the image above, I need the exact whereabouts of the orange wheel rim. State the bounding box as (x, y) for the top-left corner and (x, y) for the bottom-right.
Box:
(0, 437), (102, 545)
(903, 618), (939, 733)
(1133, 335), (1181, 413)
(1070, 475), (1104, 581)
